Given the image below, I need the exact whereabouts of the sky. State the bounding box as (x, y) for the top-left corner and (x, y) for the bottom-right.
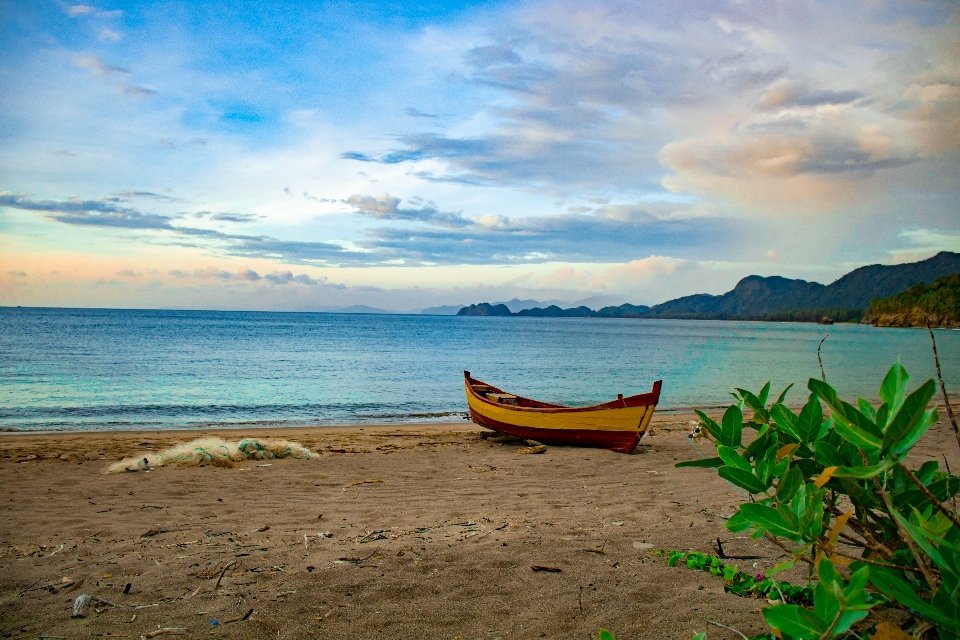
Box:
(1, 0), (958, 312)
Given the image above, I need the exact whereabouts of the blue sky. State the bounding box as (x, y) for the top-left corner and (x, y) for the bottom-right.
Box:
(1, 0), (958, 311)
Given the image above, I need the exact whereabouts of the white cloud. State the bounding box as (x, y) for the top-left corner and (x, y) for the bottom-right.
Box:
(74, 54), (127, 76)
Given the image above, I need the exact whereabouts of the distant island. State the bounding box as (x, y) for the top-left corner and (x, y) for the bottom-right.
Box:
(862, 273), (959, 328)
(457, 251), (960, 323)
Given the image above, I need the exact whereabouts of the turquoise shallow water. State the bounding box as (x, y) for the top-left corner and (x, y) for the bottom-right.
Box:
(1, 307), (957, 431)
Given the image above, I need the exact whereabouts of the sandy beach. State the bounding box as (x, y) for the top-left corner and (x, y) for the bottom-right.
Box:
(1, 414), (957, 640)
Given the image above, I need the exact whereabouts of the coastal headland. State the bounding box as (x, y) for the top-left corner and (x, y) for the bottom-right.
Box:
(2, 416), (957, 638)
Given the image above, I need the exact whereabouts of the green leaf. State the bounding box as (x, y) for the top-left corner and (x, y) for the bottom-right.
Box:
(737, 387), (765, 412)
(869, 566), (960, 631)
(879, 362), (909, 417)
(883, 379), (936, 454)
(814, 440), (844, 467)
(815, 558), (843, 624)
(718, 445), (753, 472)
(599, 629), (615, 640)
(719, 466), (770, 495)
(898, 508), (959, 583)
(725, 510), (753, 532)
(809, 378), (882, 450)
(690, 634), (706, 640)
(695, 410), (722, 441)
(832, 459), (895, 479)
(777, 466), (803, 503)
(796, 395), (824, 443)
(763, 603), (828, 638)
(720, 404), (743, 448)
(757, 381), (771, 406)
(739, 503), (802, 538)
(777, 382), (795, 405)
(674, 457), (724, 469)
(771, 403), (802, 442)
(889, 407), (939, 457)
(875, 402), (890, 431)
(756, 439), (779, 485)
(857, 398), (877, 423)
(916, 460), (939, 484)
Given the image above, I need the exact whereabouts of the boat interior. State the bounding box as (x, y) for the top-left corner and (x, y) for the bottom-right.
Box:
(467, 377), (567, 409)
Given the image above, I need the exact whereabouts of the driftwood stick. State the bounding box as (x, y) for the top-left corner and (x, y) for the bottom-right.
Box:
(214, 560), (236, 590)
(17, 578), (41, 597)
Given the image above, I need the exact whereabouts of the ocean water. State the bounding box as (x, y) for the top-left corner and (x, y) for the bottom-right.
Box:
(1, 307), (957, 432)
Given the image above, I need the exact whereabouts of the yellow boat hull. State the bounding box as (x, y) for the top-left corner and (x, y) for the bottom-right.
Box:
(464, 372), (661, 452)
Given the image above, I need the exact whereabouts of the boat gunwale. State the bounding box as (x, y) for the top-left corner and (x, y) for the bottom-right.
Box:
(464, 371), (661, 414)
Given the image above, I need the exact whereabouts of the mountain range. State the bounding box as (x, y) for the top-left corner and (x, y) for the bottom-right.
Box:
(457, 251), (960, 321)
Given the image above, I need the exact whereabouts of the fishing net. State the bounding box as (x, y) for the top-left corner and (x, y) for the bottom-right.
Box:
(107, 437), (317, 473)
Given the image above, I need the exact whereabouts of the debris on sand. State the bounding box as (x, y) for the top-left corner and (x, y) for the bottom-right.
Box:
(108, 438), (317, 473)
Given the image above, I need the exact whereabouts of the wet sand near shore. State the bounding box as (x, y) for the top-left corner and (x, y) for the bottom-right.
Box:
(1, 415), (957, 640)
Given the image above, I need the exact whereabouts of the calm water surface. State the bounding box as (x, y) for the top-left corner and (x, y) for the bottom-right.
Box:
(1, 307), (957, 431)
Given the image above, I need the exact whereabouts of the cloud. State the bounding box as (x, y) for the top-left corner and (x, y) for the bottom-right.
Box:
(889, 228), (960, 262)
(237, 268), (261, 281)
(66, 5), (123, 18)
(169, 267), (263, 280)
(404, 108), (438, 119)
(303, 192), (337, 203)
(7, 270), (27, 277)
(344, 193), (472, 228)
(0, 192), (174, 229)
(191, 211), (260, 223)
(463, 44), (522, 69)
(356, 201), (734, 265)
(98, 27), (122, 42)
(264, 271), (320, 285)
(336, 0), (958, 216)
(758, 80), (864, 110)
(120, 85), (157, 97)
(116, 269), (141, 277)
(74, 54), (127, 76)
(114, 191), (186, 203)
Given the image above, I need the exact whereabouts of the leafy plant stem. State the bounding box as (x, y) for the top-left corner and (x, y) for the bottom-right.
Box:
(827, 509), (895, 559)
(872, 475), (938, 590)
(895, 460), (960, 529)
(818, 609), (844, 640)
(763, 532), (813, 565)
(826, 549), (920, 572)
(708, 620), (749, 640)
(928, 324), (959, 451)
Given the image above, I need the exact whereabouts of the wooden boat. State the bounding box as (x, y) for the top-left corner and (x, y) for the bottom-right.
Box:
(463, 371), (662, 453)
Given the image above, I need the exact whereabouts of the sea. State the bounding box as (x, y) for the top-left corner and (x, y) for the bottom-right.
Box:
(1, 307), (957, 432)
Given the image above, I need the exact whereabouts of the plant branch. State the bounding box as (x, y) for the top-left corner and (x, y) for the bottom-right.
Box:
(836, 531), (870, 549)
(709, 620), (749, 640)
(763, 533), (814, 565)
(928, 324), (960, 452)
(827, 549), (920, 572)
(817, 334), (829, 382)
(826, 507), (895, 559)
(873, 476), (938, 590)
(896, 461), (960, 530)
(818, 609), (844, 640)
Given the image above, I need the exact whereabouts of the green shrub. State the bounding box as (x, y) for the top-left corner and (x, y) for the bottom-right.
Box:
(674, 363), (959, 639)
